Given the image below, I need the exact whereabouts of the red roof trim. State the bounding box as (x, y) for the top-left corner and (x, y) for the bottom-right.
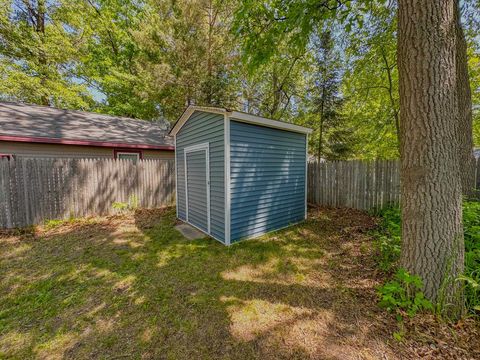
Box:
(0, 135), (174, 151)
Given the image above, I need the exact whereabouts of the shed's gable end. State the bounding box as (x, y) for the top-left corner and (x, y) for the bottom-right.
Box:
(175, 110), (226, 243)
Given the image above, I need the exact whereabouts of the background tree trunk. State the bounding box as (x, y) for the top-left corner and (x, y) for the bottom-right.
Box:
(380, 46), (400, 152)
(317, 85), (325, 160)
(36, 0), (49, 106)
(454, 1), (476, 198)
(397, 0), (464, 318)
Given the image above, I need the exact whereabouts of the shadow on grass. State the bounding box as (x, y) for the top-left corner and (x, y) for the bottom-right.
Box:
(0, 207), (394, 359)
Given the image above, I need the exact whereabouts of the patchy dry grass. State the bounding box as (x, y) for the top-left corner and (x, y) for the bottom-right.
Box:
(0, 207), (478, 359)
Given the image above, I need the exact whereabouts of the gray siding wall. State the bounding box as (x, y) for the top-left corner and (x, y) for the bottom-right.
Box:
(229, 120), (306, 242)
(176, 111), (225, 242)
(0, 141), (174, 160)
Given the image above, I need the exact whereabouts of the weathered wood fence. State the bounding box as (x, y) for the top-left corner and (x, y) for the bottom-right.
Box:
(1, 157), (479, 228)
(308, 158), (480, 210)
(0, 158), (175, 228)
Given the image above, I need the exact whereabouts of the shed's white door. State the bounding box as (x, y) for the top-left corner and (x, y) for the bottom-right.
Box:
(184, 143), (210, 233)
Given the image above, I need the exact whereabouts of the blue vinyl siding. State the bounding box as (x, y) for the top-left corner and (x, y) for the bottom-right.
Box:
(229, 120), (306, 242)
(176, 111), (225, 242)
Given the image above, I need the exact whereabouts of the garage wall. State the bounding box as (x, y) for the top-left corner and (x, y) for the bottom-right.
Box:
(142, 150), (174, 160)
(0, 141), (113, 159)
(0, 141), (173, 160)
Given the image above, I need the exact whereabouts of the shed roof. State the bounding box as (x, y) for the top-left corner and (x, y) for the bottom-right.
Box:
(0, 101), (174, 150)
(169, 105), (313, 136)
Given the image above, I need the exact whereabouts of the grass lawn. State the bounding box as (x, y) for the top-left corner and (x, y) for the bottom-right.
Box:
(0, 207), (478, 359)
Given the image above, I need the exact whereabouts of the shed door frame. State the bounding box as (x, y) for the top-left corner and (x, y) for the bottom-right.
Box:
(184, 142), (210, 234)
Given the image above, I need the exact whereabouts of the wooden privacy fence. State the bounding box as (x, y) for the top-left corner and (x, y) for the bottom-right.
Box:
(0, 158), (175, 228)
(1, 157), (479, 227)
(308, 158), (480, 210)
(308, 160), (401, 210)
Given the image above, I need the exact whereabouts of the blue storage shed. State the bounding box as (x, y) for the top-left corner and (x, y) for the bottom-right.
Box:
(170, 106), (312, 245)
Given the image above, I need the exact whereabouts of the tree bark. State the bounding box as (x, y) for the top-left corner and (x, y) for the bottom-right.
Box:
(270, 63), (280, 117)
(397, 0), (464, 318)
(454, 1), (476, 198)
(317, 84), (325, 160)
(380, 46), (400, 152)
(36, 0), (49, 106)
(205, 0), (215, 105)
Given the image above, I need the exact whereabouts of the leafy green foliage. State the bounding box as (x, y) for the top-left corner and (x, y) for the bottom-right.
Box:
(341, 4), (400, 159)
(463, 1), (480, 147)
(460, 201), (480, 315)
(373, 206), (401, 271)
(1, 0), (479, 155)
(112, 195), (139, 212)
(302, 27), (353, 160)
(112, 201), (129, 212)
(0, 0), (94, 108)
(235, 43), (308, 122)
(378, 268), (433, 319)
(376, 201), (480, 316)
(233, 0), (352, 71)
(43, 216), (98, 230)
(44, 218), (68, 230)
(130, 0), (241, 120)
(469, 45), (480, 146)
(75, 0), (154, 119)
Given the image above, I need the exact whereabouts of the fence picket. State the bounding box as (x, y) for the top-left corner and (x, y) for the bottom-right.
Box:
(2, 157), (478, 228)
(307, 159), (415, 211)
(0, 158), (176, 228)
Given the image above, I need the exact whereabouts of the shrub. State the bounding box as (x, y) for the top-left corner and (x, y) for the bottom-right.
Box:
(376, 201), (480, 316)
(373, 206), (401, 271)
(112, 201), (129, 212)
(378, 268), (433, 320)
(112, 195), (139, 213)
(460, 201), (480, 315)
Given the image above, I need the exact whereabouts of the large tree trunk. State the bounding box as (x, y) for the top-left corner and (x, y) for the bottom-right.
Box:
(454, 1), (476, 198)
(397, 0), (464, 318)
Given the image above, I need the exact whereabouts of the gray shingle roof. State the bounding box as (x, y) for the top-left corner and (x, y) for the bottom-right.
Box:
(0, 102), (173, 149)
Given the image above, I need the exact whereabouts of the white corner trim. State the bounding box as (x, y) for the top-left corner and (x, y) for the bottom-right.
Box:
(183, 148), (188, 222)
(206, 145), (211, 234)
(174, 135), (178, 217)
(228, 111), (313, 134)
(170, 105), (227, 136)
(224, 114), (231, 245)
(184, 142), (211, 234)
(304, 133), (308, 220)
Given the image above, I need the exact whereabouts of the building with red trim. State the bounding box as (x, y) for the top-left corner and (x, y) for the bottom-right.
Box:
(0, 102), (174, 161)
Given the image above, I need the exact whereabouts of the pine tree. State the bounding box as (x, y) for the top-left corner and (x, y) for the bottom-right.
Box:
(308, 29), (350, 160)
